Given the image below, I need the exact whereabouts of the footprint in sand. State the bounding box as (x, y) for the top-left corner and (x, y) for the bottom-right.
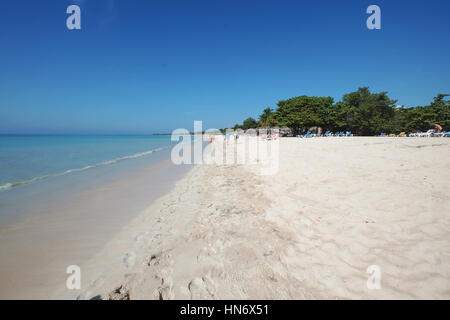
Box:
(188, 275), (216, 299)
(134, 232), (148, 243)
(146, 250), (172, 267)
(197, 246), (217, 262)
(153, 268), (175, 300)
(122, 252), (136, 268)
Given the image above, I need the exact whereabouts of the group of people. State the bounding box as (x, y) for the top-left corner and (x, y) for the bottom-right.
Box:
(225, 133), (240, 143)
(206, 130), (282, 145)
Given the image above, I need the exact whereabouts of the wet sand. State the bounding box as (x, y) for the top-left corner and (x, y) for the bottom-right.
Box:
(0, 150), (191, 299)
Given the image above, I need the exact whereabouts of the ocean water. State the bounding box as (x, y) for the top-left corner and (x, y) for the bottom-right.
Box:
(0, 135), (175, 192)
(0, 134), (193, 299)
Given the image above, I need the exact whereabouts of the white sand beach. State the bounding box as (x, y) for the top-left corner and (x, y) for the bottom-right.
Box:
(75, 137), (450, 300)
(2, 0), (449, 304)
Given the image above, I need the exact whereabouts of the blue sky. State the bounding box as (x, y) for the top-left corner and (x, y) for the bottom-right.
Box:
(0, 0), (449, 134)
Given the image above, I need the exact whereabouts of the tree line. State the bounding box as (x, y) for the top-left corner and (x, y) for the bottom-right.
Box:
(227, 87), (449, 136)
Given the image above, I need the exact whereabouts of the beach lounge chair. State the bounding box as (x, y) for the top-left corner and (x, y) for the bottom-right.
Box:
(431, 131), (444, 137)
(419, 129), (434, 137)
(345, 131), (352, 136)
(302, 131), (311, 138)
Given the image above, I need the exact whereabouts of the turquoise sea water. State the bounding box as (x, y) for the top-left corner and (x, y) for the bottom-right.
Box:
(0, 134), (192, 298)
(0, 135), (175, 192)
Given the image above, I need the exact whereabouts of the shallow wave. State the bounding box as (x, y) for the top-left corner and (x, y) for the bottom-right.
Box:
(0, 183), (12, 192)
(0, 146), (170, 192)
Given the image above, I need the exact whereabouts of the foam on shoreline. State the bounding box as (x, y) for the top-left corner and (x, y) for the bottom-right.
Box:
(0, 146), (170, 193)
(0, 148), (192, 299)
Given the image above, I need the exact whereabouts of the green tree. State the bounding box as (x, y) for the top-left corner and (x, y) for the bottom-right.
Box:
(325, 102), (353, 132)
(258, 107), (275, 127)
(274, 96), (334, 134)
(427, 94), (450, 129)
(387, 94), (449, 133)
(229, 89), (449, 136)
(241, 117), (258, 130)
(341, 87), (397, 135)
(233, 123), (242, 130)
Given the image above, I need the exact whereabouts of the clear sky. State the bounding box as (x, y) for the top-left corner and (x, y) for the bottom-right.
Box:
(0, 0), (449, 134)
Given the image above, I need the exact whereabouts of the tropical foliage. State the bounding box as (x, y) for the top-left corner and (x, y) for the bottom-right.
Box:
(229, 87), (449, 135)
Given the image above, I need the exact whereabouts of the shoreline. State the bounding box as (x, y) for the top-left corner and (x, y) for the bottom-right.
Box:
(0, 149), (192, 299)
(1, 137), (449, 299)
(78, 137), (450, 300)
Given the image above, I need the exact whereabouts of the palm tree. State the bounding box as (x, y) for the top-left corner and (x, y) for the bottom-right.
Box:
(258, 107), (274, 127)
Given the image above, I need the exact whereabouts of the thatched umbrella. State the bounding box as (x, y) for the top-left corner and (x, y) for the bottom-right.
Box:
(280, 127), (292, 136)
